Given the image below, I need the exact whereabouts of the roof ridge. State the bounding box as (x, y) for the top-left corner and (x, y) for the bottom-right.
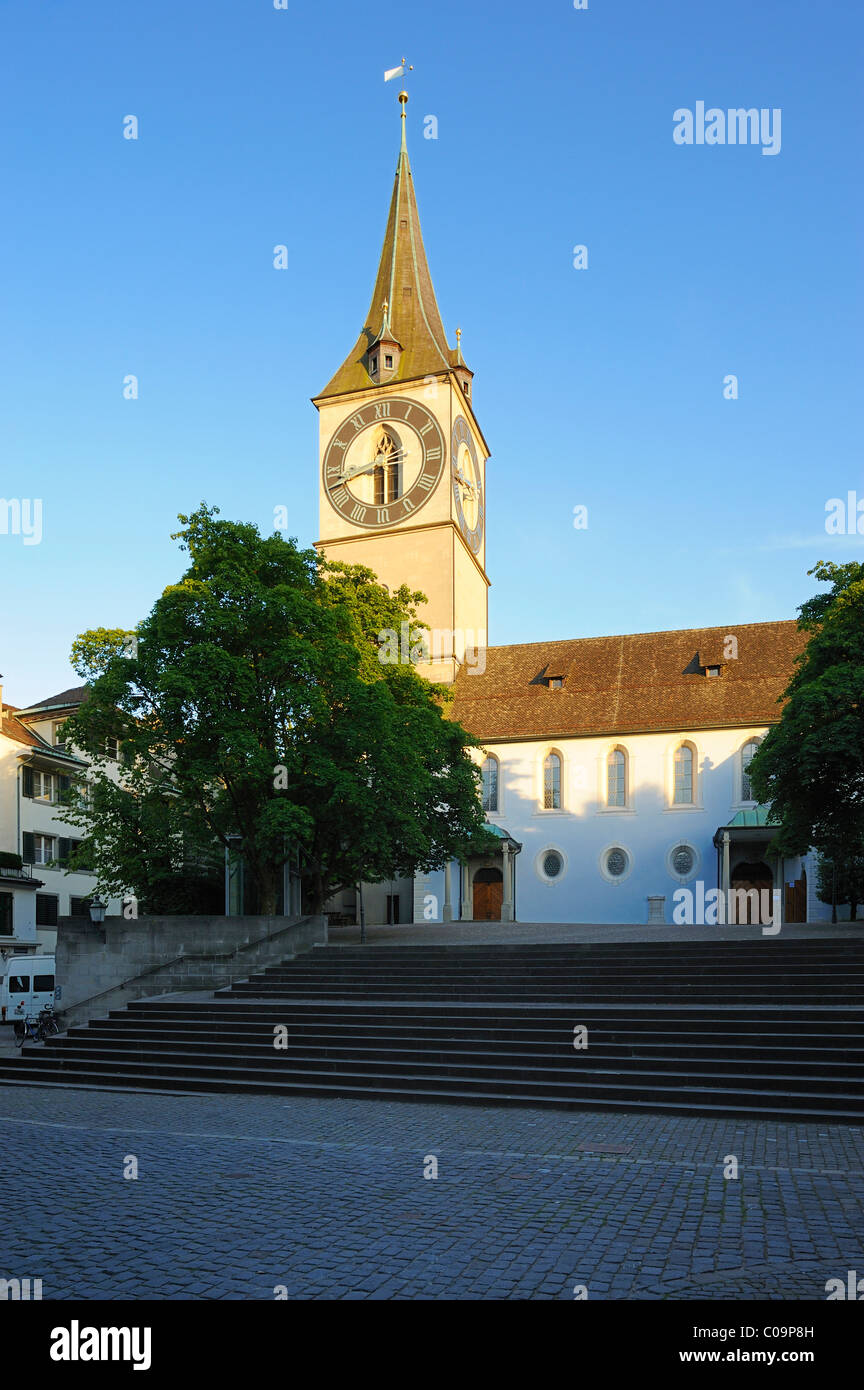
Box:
(481, 619), (799, 652)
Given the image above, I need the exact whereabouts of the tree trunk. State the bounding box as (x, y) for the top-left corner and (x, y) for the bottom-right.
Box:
(251, 863), (280, 916)
(311, 870), (326, 915)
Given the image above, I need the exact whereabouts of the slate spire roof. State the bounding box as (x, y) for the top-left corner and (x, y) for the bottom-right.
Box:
(317, 95), (463, 399)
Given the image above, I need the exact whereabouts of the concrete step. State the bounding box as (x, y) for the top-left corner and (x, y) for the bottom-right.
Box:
(0, 1053), (861, 1122)
(6, 940), (864, 1122)
(44, 1037), (864, 1080)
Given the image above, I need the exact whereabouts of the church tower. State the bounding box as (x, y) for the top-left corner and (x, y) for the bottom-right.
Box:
(313, 90), (490, 683)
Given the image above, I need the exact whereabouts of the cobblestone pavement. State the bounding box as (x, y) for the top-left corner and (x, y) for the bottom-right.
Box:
(1, 1086), (862, 1300)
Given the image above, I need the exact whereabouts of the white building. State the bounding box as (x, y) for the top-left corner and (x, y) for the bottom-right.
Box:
(414, 624), (832, 925)
(0, 682), (121, 954)
(316, 97), (832, 929)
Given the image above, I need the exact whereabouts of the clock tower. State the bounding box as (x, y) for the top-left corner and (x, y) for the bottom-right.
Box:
(313, 90), (490, 683)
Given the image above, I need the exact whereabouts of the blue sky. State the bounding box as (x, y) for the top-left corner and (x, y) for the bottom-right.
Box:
(1, 0), (861, 705)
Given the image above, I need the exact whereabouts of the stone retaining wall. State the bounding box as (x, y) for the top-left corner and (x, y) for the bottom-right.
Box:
(55, 914), (327, 1028)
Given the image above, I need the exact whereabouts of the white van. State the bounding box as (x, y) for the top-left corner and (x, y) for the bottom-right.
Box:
(0, 955), (56, 1033)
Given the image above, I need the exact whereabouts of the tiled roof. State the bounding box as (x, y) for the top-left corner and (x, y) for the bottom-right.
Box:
(16, 686), (89, 716)
(450, 621), (806, 742)
(1, 702), (88, 764)
(0, 709), (44, 749)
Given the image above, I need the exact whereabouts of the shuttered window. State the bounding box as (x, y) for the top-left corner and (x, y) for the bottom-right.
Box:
(36, 895), (59, 926)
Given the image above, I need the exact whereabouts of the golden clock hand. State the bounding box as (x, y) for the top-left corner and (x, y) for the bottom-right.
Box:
(339, 449), (411, 484)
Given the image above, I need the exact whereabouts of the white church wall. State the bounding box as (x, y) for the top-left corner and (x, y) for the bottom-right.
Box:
(414, 868), (445, 923)
(481, 726), (773, 925)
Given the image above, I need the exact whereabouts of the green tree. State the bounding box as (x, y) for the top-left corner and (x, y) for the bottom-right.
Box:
(69, 628), (136, 684)
(65, 778), (224, 915)
(747, 561), (864, 858)
(816, 845), (864, 922)
(63, 504), (493, 915)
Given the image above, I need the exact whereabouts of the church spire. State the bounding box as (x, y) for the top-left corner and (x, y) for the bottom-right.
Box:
(317, 91), (466, 400)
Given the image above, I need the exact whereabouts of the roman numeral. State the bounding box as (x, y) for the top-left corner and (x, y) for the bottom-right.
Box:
(350, 503), (367, 522)
(419, 421), (434, 436)
(403, 404), (413, 420)
(425, 447), (441, 461)
(350, 413), (366, 433)
(332, 487), (349, 505)
(417, 474), (435, 492)
(375, 508), (390, 524)
(401, 496), (415, 513)
(374, 402), (391, 419)
(333, 438), (347, 450)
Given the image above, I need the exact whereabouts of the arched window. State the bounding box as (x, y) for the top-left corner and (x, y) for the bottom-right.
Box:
(673, 743), (695, 804)
(543, 752), (561, 810)
(481, 755), (499, 813)
(607, 747), (627, 807)
(741, 739), (760, 801)
(372, 430), (401, 504)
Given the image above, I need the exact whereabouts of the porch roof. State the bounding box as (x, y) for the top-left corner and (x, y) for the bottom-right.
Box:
(713, 806), (780, 849)
(478, 823), (522, 853)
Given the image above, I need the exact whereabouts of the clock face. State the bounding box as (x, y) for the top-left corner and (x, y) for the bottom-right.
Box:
(322, 397), (446, 529)
(451, 415), (484, 554)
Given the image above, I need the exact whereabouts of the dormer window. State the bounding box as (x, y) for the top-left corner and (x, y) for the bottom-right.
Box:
(385, 354), (393, 369)
(547, 676), (563, 690)
(706, 666), (720, 677)
(370, 356), (378, 375)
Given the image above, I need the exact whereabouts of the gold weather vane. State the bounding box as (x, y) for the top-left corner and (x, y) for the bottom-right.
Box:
(384, 57), (413, 83)
(384, 59), (414, 148)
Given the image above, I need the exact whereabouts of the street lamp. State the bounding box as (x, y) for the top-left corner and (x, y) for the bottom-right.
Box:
(225, 833), (243, 917)
(88, 896), (107, 925)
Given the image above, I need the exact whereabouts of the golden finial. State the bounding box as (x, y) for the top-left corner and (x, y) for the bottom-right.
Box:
(456, 326), (462, 343)
(399, 88), (409, 152)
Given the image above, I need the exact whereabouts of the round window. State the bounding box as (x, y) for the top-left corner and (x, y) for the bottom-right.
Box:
(672, 845), (694, 876)
(606, 848), (628, 877)
(543, 851), (563, 879)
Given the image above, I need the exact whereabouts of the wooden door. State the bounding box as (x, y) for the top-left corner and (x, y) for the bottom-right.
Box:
(730, 862), (773, 924)
(473, 879), (503, 921)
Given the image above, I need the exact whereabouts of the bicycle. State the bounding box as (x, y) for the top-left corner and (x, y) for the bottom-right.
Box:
(14, 1006), (61, 1047)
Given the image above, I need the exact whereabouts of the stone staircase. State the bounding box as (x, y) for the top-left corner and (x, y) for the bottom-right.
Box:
(1, 941), (863, 1121)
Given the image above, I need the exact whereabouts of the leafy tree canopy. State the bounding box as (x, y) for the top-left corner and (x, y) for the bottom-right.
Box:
(748, 561), (864, 857)
(816, 847), (864, 922)
(64, 504), (494, 914)
(69, 628), (136, 685)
